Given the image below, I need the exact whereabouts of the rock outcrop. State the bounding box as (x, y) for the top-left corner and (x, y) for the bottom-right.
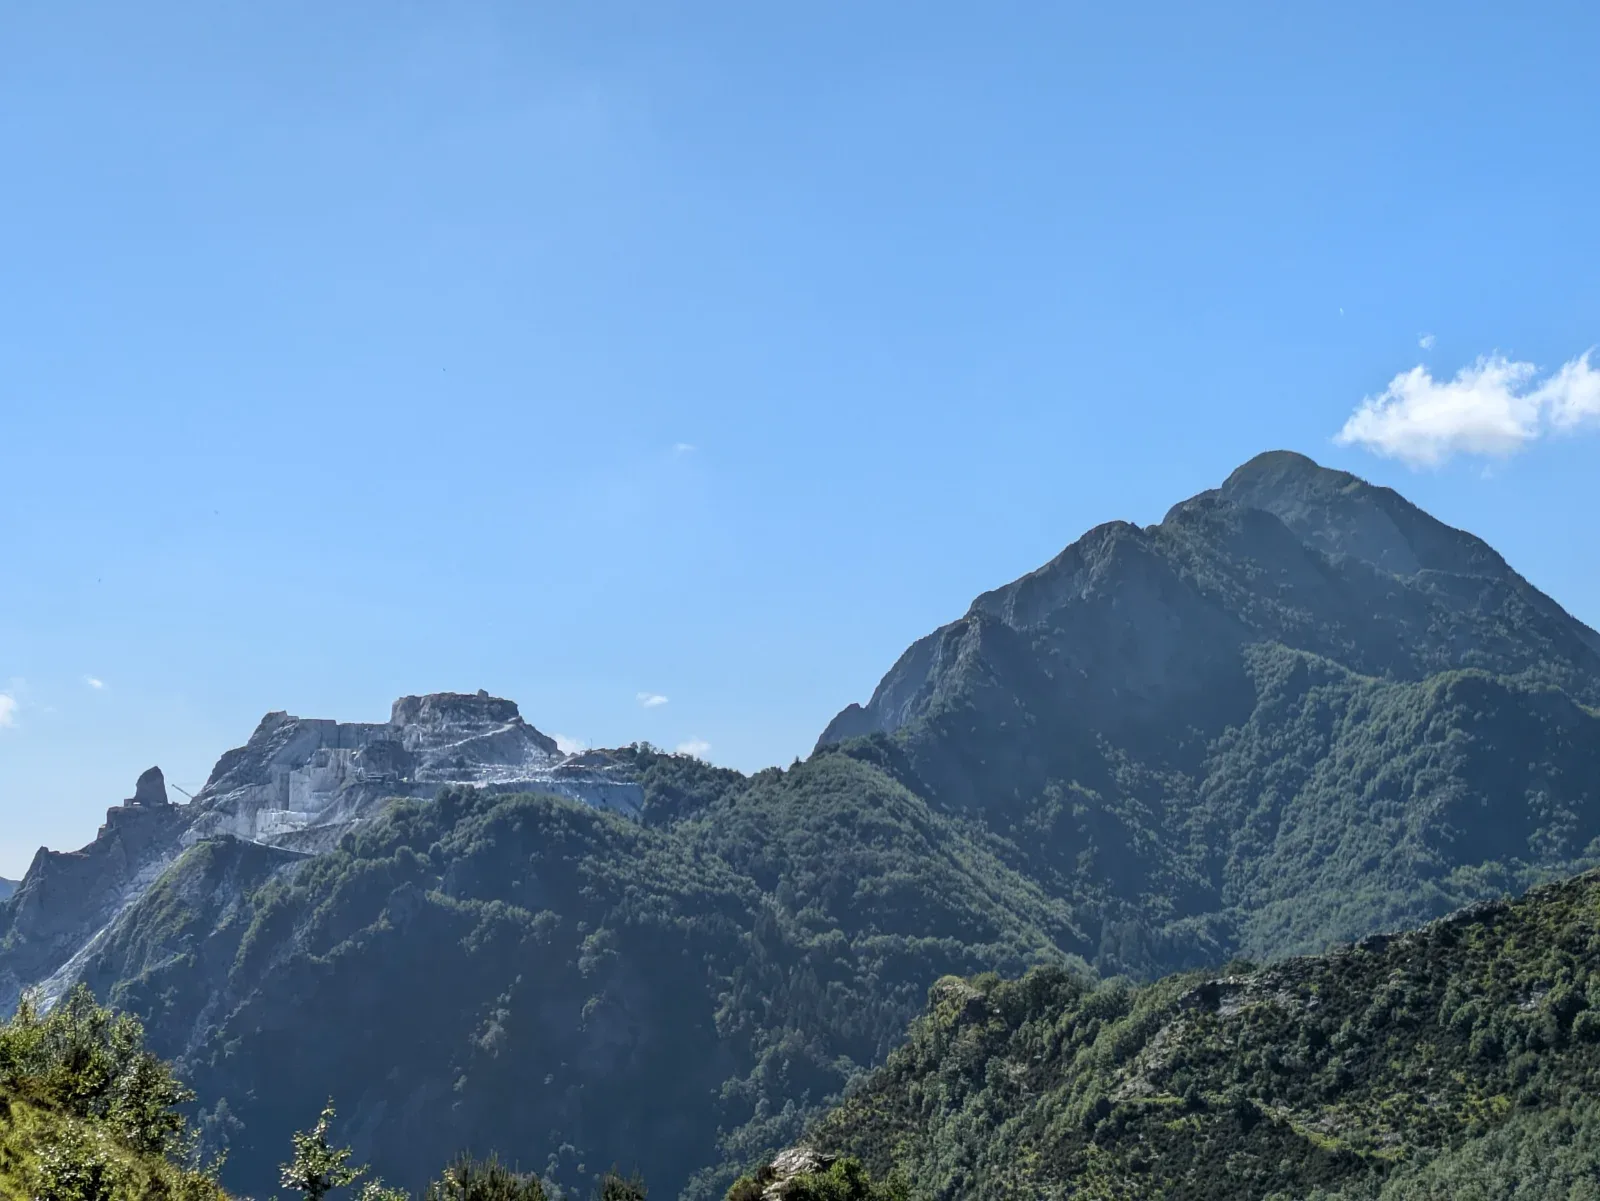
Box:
(735, 1148), (842, 1199)
(127, 766), (170, 807)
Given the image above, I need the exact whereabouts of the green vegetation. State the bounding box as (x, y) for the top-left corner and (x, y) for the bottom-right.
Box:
(0, 984), (224, 1201)
(726, 1156), (911, 1201)
(811, 868), (1600, 1199)
(277, 1103), (657, 1201)
(877, 642), (1600, 977)
(281, 1102), (366, 1201)
(421, 1155), (548, 1201)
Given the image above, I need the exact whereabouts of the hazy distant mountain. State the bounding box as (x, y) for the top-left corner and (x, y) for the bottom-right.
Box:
(6, 451), (1600, 1198)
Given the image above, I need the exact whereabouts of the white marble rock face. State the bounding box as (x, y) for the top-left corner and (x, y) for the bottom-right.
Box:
(185, 691), (643, 847)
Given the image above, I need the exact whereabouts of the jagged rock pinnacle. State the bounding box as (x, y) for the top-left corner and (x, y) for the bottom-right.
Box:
(128, 767), (168, 807)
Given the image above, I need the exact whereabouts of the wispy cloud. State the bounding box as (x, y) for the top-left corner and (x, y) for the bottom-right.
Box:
(672, 442), (695, 455)
(676, 738), (711, 759)
(1418, 333), (1436, 350)
(85, 676), (105, 690)
(552, 733), (588, 755)
(1335, 350), (1600, 467)
(636, 692), (669, 709)
(0, 694), (16, 729)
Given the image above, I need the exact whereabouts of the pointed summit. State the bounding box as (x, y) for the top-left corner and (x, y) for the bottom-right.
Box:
(1177, 449), (1499, 579)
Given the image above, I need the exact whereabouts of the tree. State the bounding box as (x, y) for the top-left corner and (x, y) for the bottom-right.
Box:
(424, 1153), (546, 1201)
(0, 983), (193, 1157)
(596, 1168), (647, 1200)
(281, 1101), (366, 1201)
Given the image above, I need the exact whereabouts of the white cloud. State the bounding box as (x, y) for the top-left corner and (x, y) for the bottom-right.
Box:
(0, 694), (15, 728)
(1419, 333), (1436, 350)
(551, 733), (588, 755)
(1335, 350), (1600, 467)
(85, 676), (105, 690)
(676, 738), (711, 759)
(672, 442), (695, 455)
(1543, 352), (1600, 429)
(636, 692), (669, 709)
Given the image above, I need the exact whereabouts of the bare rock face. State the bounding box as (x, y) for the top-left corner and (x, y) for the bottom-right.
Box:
(0, 767), (190, 1010)
(187, 691), (641, 848)
(740, 1148), (841, 1199)
(127, 766), (169, 807)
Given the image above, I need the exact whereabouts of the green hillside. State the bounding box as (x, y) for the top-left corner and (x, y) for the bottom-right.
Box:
(811, 868), (1600, 1200)
(77, 752), (1082, 1200)
(0, 985), (226, 1201)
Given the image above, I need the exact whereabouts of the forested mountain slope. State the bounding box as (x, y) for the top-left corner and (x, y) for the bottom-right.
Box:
(812, 868), (1600, 1200)
(819, 450), (1600, 970)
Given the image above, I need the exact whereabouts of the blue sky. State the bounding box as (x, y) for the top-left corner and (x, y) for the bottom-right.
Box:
(2, 3), (1598, 876)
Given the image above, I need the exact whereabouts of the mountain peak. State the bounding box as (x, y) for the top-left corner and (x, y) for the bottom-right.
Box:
(1219, 448), (1359, 498)
(823, 448), (1600, 751)
(1198, 449), (1499, 580)
(389, 690), (527, 732)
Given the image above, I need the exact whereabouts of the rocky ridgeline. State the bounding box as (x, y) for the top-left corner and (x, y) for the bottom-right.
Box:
(0, 692), (645, 1009)
(189, 689), (642, 849)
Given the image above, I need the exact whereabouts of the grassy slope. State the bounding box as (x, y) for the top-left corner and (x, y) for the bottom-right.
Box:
(0, 1095), (224, 1201)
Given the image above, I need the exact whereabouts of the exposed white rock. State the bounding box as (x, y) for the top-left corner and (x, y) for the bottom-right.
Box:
(185, 690), (644, 848)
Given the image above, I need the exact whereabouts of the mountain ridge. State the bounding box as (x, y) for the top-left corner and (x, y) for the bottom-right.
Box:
(7, 450), (1600, 1198)
(821, 450), (1600, 751)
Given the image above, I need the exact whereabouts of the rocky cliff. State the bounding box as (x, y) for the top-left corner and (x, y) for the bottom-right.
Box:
(0, 692), (644, 1009)
(187, 689), (642, 850)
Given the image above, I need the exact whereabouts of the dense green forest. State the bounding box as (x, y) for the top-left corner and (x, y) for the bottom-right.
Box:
(12, 451), (1600, 1197)
(813, 868), (1600, 1199)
